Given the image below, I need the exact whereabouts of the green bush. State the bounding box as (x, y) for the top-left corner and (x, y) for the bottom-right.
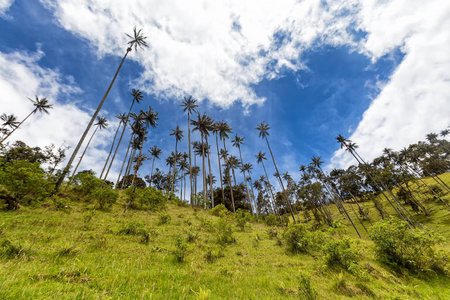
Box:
(71, 172), (117, 209)
(92, 186), (118, 209)
(370, 218), (448, 273)
(210, 204), (229, 217)
(298, 272), (317, 300)
(323, 236), (359, 271)
(126, 187), (167, 211)
(216, 218), (236, 245)
(265, 214), (279, 226)
(173, 236), (188, 263)
(0, 160), (53, 209)
(283, 223), (313, 254)
(158, 213), (171, 225)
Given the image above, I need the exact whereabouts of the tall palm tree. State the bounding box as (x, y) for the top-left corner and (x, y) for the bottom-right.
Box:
(256, 122), (296, 222)
(100, 113), (127, 178)
(2, 97), (53, 143)
(56, 28), (148, 190)
(242, 162), (257, 215)
(71, 116), (108, 177)
(218, 121), (235, 212)
(170, 125), (184, 195)
(191, 113), (214, 209)
(232, 134), (253, 212)
(256, 151), (278, 215)
(181, 96), (198, 206)
(213, 122), (225, 200)
(103, 89), (144, 180)
(148, 146), (162, 187)
(0, 114), (19, 139)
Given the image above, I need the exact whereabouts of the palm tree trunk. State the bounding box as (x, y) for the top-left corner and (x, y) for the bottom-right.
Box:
(215, 133), (225, 200)
(222, 139), (235, 212)
(206, 136), (214, 208)
(201, 134), (207, 209)
(238, 147), (253, 213)
(116, 133), (134, 187)
(150, 157), (156, 187)
(171, 141), (178, 195)
(56, 49), (131, 191)
(264, 136), (296, 223)
(100, 122), (122, 178)
(71, 126), (99, 177)
(188, 113), (194, 207)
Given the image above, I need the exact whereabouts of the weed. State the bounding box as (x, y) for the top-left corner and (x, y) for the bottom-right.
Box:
(323, 236), (359, 272)
(216, 218), (236, 246)
(173, 236), (188, 263)
(298, 272), (317, 300)
(158, 213), (171, 225)
(0, 239), (26, 259)
(204, 247), (224, 263)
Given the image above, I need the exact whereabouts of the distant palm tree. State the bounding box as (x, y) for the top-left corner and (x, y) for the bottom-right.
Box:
(104, 89), (144, 180)
(170, 125), (184, 195)
(440, 129), (449, 139)
(256, 151), (277, 214)
(56, 28), (148, 191)
(218, 121), (235, 212)
(191, 113), (214, 209)
(256, 122), (296, 222)
(71, 116), (108, 177)
(1, 96), (53, 143)
(232, 134), (253, 212)
(148, 146), (162, 187)
(100, 113), (127, 178)
(0, 114), (19, 139)
(212, 122), (225, 200)
(181, 96), (198, 206)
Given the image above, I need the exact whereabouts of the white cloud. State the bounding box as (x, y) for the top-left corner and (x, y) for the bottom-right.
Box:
(331, 0), (450, 169)
(0, 0), (14, 16)
(0, 50), (120, 178)
(40, 0), (358, 110)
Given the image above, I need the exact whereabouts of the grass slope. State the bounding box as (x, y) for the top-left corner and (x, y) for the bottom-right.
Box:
(0, 175), (450, 299)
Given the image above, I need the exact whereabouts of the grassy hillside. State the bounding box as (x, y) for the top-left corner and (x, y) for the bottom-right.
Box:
(0, 175), (449, 299)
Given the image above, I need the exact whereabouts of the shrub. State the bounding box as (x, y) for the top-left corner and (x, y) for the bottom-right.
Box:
(118, 221), (144, 235)
(283, 223), (313, 254)
(71, 172), (117, 209)
(298, 272), (317, 300)
(91, 186), (118, 209)
(265, 214), (279, 226)
(210, 204), (229, 217)
(126, 187), (167, 211)
(216, 218), (236, 245)
(370, 218), (448, 273)
(204, 247), (224, 263)
(173, 236), (188, 263)
(323, 236), (359, 271)
(0, 160), (52, 209)
(158, 213), (171, 225)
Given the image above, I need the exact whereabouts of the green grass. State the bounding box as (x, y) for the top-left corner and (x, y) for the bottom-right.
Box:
(1, 175), (450, 299)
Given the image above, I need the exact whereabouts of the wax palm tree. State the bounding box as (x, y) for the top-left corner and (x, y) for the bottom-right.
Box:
(256, 122), (296, 222)
(218, 121), (235, 212)
(256, 151), (278, 215)
(148, 146), (162, 187)
(56, 28), (148, 190)
(440, 129), (449, 139)
(1, 113), (19, 130)
(181, 96), (198, 206)
(232, 134), (253, 212)
(71, 116), (108, 177)
(2, 96), (53, 143)
(212, 122), (225, 200)
(170, 125), (184, 195)
(100, 113), (127, 178)
(104, 89), (144, 180)
(191, 113), (214, 209)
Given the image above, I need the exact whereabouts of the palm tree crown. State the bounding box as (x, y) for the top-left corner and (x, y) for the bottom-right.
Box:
(126, 27), (148, 51)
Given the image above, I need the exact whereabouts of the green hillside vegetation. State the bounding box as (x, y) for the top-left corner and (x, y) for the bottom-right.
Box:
(0, 173), (449, 299)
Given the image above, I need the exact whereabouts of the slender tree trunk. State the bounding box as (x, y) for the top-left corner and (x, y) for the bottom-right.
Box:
(71, 127), (99, 177)
(206, 136), (214, 208)
(116, 133), (134, 187)
(171, 141), (178, 195)
(100, 121), (122, 178)
(188, 113), (194, 207)
(264, 136), (296, 223)
(149, 157), (156, 187)
(201, 134), (207, 209)
(215, 134), (225, 200)
(238, 147), (253, 214)
(56, 49), (131, 191)
(223, 139), (235, 212)
(261, 161), (283, 225)
(104, 99), (136, 180)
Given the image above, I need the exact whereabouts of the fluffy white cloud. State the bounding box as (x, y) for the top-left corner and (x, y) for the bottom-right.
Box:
(331, 0), (450, 169)
(0, 50), (119, 178)
(40, 0), (358, 111)
(0, 0), (14, 15)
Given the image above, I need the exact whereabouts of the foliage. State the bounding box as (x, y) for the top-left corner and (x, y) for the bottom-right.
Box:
(0, 239), (27, 259)
(173, 236), (188, 263)
(298, 272), (317, 300)
(370, 218), (448, 273)
(126, 187), (166, 211)
(71, 172), (118, 209)
(158, 213), (171, 225)
(216, 217), (236, 245)
(0, 159), (53, 209)
(265, 214), (279, 226)
(210, 204), (230, 217)
(283, 223), (314, 254)
(116, 174), (146, 189)
(323, 236), (359, 271)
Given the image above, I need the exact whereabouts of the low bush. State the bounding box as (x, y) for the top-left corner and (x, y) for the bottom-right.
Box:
(283, 223), (313, 254)
(265, 214), (279, 226)
(370, 218), (448, 273)
(323, 236), (359, 271)
(126, 187), (167, 211)
(298, 272), (317, 300)
(158, 213), (171, 225)
(173, 236), (188, 263)
(216, 218), (236, 245)
(210, 204), (229, 217)
(71, 172), (118, 209)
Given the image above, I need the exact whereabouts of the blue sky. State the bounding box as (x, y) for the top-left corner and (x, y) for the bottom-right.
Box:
(1, 0), (449, 191)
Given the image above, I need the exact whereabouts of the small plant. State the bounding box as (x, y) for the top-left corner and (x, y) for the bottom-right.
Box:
(52, 196), (71, 210)
(210, 204), (229, 217)
(298, 272), (317, 300)
(83, 209), (97, 223)
(266, 228), (278, 239)
(204, 247), (224, 263)
(0, 239), (26, 259)
(173, 236), (188, 263)
(118, 221), (144, 235)
(157, 213), (171, 225)
(253, 234), (262, 248)
(185, 229), (198, 243)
